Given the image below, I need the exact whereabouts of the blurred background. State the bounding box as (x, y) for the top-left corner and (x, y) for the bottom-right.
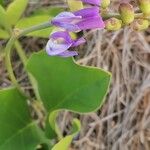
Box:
(0, 0), (150, 149)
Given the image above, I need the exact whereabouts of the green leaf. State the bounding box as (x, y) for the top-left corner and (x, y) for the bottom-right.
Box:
(6, 0), (28, 25)
(0, 0), (4, 6)
(26, 51), (111, 113)
(0, 28), (9, 39)
(0, 88), (49, 150)
(49, 110), (64, 140)
(32, 7), (64, 17)
(26, 51), (111, 139)
(0, 5), (9, 29)
(16, 15), (54, 38)
(52, 119), (81, 150)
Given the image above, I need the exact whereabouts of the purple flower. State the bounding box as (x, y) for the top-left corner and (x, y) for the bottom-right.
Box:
(51, 7), (105, 32)
(46, 31), (86, 57)
(80, 0), (100, 6)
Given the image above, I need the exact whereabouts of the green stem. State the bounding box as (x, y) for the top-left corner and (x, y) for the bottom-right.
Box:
(5, 37), (16, 85)
(18, 21), (50, 37)
(5, 36), (27, 97)
(5, 21), (52, 98)
(102, 13), (121, 20)
(15, 41), (41, 101)
(15, 41), (27, 65)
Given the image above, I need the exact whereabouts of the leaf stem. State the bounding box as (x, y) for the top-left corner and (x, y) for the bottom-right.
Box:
(15, 41), (42, 101)
(15, 41), (27, 64)
(5, 36), (28, 97)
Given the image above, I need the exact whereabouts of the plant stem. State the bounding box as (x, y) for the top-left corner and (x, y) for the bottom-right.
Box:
(102, 12), (121, 20)
(5, 36), (16, 86)
(15, 41), (41, 101)
(5, 36), (28, 97)
(15, 41), (27, 65)
(18, 21), (51, 38)
(5, 21), (52, 98)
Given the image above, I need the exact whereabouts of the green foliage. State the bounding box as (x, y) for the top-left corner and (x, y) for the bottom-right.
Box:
(0, 3), (62, 39)
(0, 5), (8, 29)
(26, 51), (111, 140)
(0, 28), (9, 39)
(49, 111), (60, 138)
(0, 0), (3, 5)
(0, 88), (49, 150)
(0, 57), (110, 150)
(1, 1), (112, 149)
(27, 51), (111, 113)
(6, 0), (28, 25)
(15, 6), (64, 38)
(52, 119), (81, 150)
(16, 15), (54, 38)
(32, 7), (64, 17)
(0, 1), (63, 39)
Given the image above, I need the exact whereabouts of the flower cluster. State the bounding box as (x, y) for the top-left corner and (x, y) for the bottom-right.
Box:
(46, 0), (105, 57)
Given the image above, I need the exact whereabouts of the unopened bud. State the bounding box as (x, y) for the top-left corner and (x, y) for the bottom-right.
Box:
(67, 0), (83, 11)
(131, 19), (149, 31)
(137, 0), (150, 15)
(105, 18), (122, 31)
(119, 3), (134, 25)
(101, 0), (110, 9)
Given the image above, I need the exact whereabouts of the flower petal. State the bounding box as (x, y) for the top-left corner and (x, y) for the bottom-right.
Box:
(77, 16), (105, 30)
(46, 31), (85, 57)
(72, 37), (86, 47)
(50, 31), (72, 44)
(74, 7), (100, 18)
(53, 22), (81, 32)
(51, 12), (82, 31)
(46, 39), (72, 56)
(52, 12), (81, 23)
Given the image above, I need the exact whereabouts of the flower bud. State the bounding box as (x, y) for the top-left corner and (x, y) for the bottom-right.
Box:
(105, 18), (122, 31)
(67, 0), (83, 11)
(119, 3), (134, 25)
(101, 0), (110, 9)
(137, 0), (150, 15)
(131, 19), (149, 31)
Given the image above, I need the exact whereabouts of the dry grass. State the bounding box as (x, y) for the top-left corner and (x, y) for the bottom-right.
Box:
(58, 1), (150, 150)
(57, 28), (150, 150)
(71, 28), (150, 150)
(0, 0), (150, 150)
